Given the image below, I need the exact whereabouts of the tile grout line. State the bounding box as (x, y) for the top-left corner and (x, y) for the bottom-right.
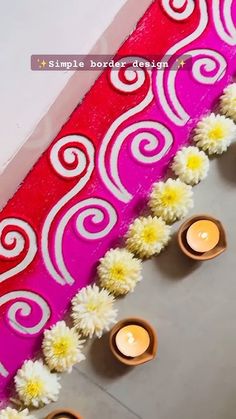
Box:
(74, 367), (143, 419)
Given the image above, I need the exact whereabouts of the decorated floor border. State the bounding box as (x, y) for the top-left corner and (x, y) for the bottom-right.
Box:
(0, 0), (236, 406)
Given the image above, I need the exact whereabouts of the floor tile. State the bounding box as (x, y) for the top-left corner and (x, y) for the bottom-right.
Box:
(35, 368), (140, 419)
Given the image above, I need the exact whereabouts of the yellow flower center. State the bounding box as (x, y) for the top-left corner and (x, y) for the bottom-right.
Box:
(161, 187), (182, 207)
(25, 380), (43, 398)
(86, 301), (99, 312)
(142, 224), (158, 244)
(53, 337), (72, 357)
(110, 263), (127, 281)
(186, 155), (202, 170)
(208, 123), (227, 142)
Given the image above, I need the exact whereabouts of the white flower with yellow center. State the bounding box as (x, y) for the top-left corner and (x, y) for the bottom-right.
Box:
(0, 407), (35, 419)
(220, 83), (236, 121)
(42, 321), (85, 373)
(172, 146), (209, 185)
(14, 360), (60, 408)
(98, 248), (142, 296)
(194, 113), (236, 155)
(149, 178), (193, 223)
(71, 284), (118, 338)
(126, 216), (171, 258)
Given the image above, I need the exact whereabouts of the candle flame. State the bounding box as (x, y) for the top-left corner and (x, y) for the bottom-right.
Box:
(126, 332), (135, 344)
(199, 231), (208, 240)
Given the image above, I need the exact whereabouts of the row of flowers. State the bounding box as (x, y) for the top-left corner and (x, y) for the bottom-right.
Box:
(1, 83), (236, 419)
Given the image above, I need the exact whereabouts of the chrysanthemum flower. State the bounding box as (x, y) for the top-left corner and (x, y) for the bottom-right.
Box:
(149, 178), (193, 223)
(220, 83), (236, 121)
(194, 113), (236, 155)
(0, 408), (35, 419)
(98, 248), (142, 296)
(71, 284), (118, 338)
(42, 321), (85, 373)
(126, 215), (171, 258)
(172, 146), (209, 185)
(15, 360), (60, 408)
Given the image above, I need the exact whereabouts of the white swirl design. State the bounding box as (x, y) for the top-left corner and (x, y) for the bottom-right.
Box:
(107, 121), (174, 202)
(164, 49), (227, 126)
(75, 199), (117, 240)
(110, 57), (148, 92)
(157, 0), (209, 126)
(54, 198), (117, 284)
(162, 0), (195, 20)
(189, 50), (227, 84)
(42, 135), (95, 285)
(0, 291), (50, 335)
(130, 123), (173, 163)
(99, 57), (154, 202)
(0, 218), (37, 284)
(213, 0), (236, 45)
(50, 137), (87, 178)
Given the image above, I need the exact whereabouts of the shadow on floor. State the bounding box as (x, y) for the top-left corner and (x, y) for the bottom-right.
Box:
(155, 232), (200, 280)
(88, 332), (133, 379)
(217, 141), (236, 184)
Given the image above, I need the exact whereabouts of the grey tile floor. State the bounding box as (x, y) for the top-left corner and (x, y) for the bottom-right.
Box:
(38, 143), (236, 419)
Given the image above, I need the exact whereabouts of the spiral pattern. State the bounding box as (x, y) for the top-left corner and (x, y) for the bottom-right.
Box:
(190, 49), (227, 84)
(0, 218), (37, 283)
(156, 0), (208, 126)
(104, 121), (173, 202)
(50, 135), (93, 178)
(0, 291), (50, 335)
(42, 135), (95, 285)
(130, 122), (174, 164)
(54, 198), (117, 284)
(110, 57), (151, 93)
(75, 199), (117, 240)
(213, 0), (236, 45)
(99, 57), (154, 203)
(161, 0), (195, 20)
(157, 48), (226, 126)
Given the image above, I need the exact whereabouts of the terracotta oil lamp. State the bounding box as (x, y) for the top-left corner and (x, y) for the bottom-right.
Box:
(178, 214), (227, 261)
(45, 409), (82, 419)
(109, 317), (157, 366)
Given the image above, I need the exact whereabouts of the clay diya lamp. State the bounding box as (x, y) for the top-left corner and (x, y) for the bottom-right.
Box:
(109, 317), (157, 366)
(45, 409), (82, 419)
(178, 214), (227, 261)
